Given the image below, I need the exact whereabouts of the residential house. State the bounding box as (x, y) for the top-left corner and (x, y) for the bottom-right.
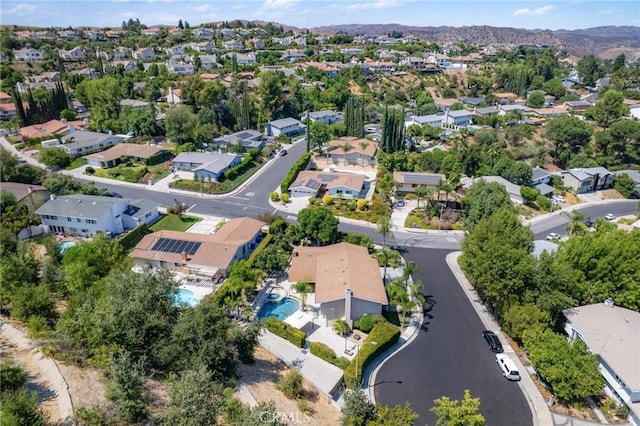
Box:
(556, 167), (614, 194)
(142, 27), (161, 36)
(168, 27), (184, 36)
(433, 98), (457, 111)
(613, 170), (640, 195)
(130, 217), (265, 278)
(111, 47), (132, 61)
(362, 58), (396, 74)
(223, 40), (244, 50)
(563, 302), (640, 426)
(36, 194), (160, 237)
(296, 61), (340, 77)
(84, 143), (170, 168)
(110, 60), (136, 71)
(393, 171), (445, 194)
(445, 109), (474, 126)
(193, 54), (218, 70)
(235, 53), (256, 66)
(288, 171), (365, 199)
(200, 73), (221, 82)
(20, 119), (71, 139)
(564, 100), (592, 113)
(192, 41), (215, 52)
(462, 176), (523, 204)
(193, 27), (214, 39)
(474, 106), (500, 116)
(0, 91), (18, 120)
(377, 35), (398, 45)
(219, 28), (235, 39)
(328, 136), (378, 166)
(494, 92), (518, 105)
(59, 46), (85, 61)
(214, 130), (264, 150)
(498, 104), (527, 115)
(405, 113), (445, 128)
(70, 68), (100, 79)
(30, 72), (61, 83)
(460, 97), (485, 107)
(260, 65), (295, 76)
(166, 87), (183, 105)
(133, 48), (155, 61)
(51, 131), (124, 157)
(288, 242), (388, 327)
(251, 38), (265, 48)
(280, 49), (306, 63)
(630, 104), (640, 120)
(528, 107), (567, 118)
(399, 56), (427, 69)
(0, 182), (49, 210)
(300, 110), (342, 125)
(172, 152), (242, 181)
(166, 62), (195, 75)
(341, 48), (364, 55)
(58, 30), (80, 40)
(165, 45), (185, 56)
(264, 117), (306, 137)
(85, 30), (104, 41)
(13, 47), (43, 62)
(531, 167), (551, 186)
(426, 53), (450, 68)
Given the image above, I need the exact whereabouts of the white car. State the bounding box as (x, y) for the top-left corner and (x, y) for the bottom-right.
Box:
(546, 233), (561, 240)
(496, 354), (521, 381)
(553, 195), (565, 203)
(605, 213), (616, 221)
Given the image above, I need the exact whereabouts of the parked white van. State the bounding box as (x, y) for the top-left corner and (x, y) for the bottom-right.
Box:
(496, 354), (521, 381)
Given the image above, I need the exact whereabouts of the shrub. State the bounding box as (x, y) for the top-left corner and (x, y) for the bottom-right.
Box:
(270, 192), (281, 202)
(356, 199), (368, 210)
(10, 285), (57, 322)
(117, 224), (149, 251)
(310, 342), (350, 370)
(536, 195), (552, 211)
(0, 362), (28, 391)
(264, 317), (306, 348)
(281, 193), (289, 204)
(276, 370), (304, 400)
(344, 322), (401, 388)
(247, 234), (273, 265)
(354, 314), (387, 333)
(85, 166), (95, 175)
(14, 143), (25, 150)
(322, 194), (334, 206)
(26, 316), (51, 339)
(340, 232), (373, 250)
(280, 152), (311, 192)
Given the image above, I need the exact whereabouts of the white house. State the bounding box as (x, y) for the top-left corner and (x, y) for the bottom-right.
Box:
(445, 110), (474, 126)
(59, 46), (85, 61)
(214, 129), (264, 150)
(264, 117), (306, 137)
(630, 104), (640, 120)
(52, 131), (124, 157)
(393, 171), (445, 194)
(564, 301), (640, 426)
(405, 113), (445, 128)
(193, 27), (214, 39)
(556, 167), (614, 194)
(133, 48), (154, 61)
(172, 152), (242, 181)
(288, 171), (365, 199)
(288, 243), (388, 327)
(531, 167), (552, 186)
(166, 62), (195, 75)
(36, 194), (160, 238)
(223, 40), (244, 50)
(165, 45), (185, 56)
(235, 53), (256, 66)
(300, 110), (342, 125)
(13, 47), (43, 62)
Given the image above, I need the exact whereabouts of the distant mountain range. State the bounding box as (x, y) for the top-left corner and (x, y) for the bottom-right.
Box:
(310, 24), (640, 59)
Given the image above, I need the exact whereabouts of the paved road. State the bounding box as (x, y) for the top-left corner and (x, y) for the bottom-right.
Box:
(373, 248), (533, 426)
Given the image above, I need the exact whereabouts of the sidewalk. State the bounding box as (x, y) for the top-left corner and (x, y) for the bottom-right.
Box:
(446, 252), (554, 426)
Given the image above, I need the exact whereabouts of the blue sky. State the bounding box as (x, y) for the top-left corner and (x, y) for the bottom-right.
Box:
(2, 1), (639, 30)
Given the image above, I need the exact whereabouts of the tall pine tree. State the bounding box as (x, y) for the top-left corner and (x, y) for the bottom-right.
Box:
(344, 96), (364, 138)
(381, 106), (405, 153)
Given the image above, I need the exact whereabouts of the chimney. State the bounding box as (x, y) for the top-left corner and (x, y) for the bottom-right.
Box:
(181, 251), (188, 263)
(181, 251), (189, 274)
(344, 288), (353, 327)
(603, 298), (614, 308)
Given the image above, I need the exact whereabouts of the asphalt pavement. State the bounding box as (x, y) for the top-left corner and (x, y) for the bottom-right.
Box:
(373, 248), (533, 426)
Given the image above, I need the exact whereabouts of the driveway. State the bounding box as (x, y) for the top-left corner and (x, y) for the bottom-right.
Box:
(373, 248), (532, 426)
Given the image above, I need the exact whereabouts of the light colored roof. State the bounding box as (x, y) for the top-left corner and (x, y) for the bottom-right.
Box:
(290, 171), (364, 193)
(532, 182), (555, 195)
(61, 131), (124, 151)
(475, 106), (499, 115)
(532, 240), (558, 258)
(473, 176), (522, 203)
(447, 109), (473, 117)
(393, 171), (445, 186)
(288, 242), (388, 305)
(531, 167), (550, 181)
(35, 194), (128, 219)
(494, 92), (517, 97)
(0, 182), (47, 202)
(119, 99), (149, 108)
(267, 117), (303, 129)
(84, 143), (169, 163)
(127, 199), (161, 219)
(214, 129), (262, 145)
(411, 114), (444, 124)
(130, 217), (264, 270)
(328, 137), (378, 157)
(173, 152), (238, 166)
(564, 303), (640, 390)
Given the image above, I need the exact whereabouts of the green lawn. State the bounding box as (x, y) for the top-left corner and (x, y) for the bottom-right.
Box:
(168, 160), (264, 194)
(66, 157), (87, 170)
(93, 164), (148, 183)
(149, 214), (202, 232)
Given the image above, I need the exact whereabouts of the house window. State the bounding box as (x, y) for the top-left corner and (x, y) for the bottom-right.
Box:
(174, 263), (180, 267)
(82, 229), (88, 233)
(67, 217), (72, 222)
(50, 215), (58, 220)
(77, 218), (82, 223)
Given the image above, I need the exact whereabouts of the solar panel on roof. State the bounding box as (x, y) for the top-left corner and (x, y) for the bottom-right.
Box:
(317, 174), (338, 182)
(152, 238), (201, 255)
(407, 174), (441, 185)
(306, 179), (321, 190)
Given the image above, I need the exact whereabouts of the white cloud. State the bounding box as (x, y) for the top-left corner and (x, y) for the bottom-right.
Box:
(5, 3), (37, 14)
(570, 0), (583, 3)
(342, 0), (405, 11)
(230, 4), (245, 10)
(193, 4), (215, 13)
(597, 9), (615, 15)
(513, 5), (555, 16)
(262, 0), (300, 10)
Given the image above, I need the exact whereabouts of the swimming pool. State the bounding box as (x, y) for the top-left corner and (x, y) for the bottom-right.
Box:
(258, 297), (300, 321)
(175, 288), (200, 307)
(58, 241), (77, 254)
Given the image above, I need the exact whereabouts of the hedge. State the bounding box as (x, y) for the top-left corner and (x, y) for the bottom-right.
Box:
(247, 234), (273, 266)
(344, 322), (401, 387)
(280, 152), (311, 193)
(117, 223), (148, 251)
(353, 314), (387, 333)
(310, 342), (350, 370)
(265, 317), (306, 348)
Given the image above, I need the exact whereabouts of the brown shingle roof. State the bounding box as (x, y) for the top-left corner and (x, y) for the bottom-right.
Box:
(0, 182), (47, 202)
(83, 143), (169, 163)
(393, 171), (445, 186)
(214, 217), (266, 245)
(290, 171), (364, 193)
(288, 243), (388, 305)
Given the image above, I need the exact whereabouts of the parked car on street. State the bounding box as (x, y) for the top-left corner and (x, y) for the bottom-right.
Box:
(605, 213), (616, 221)
(482, 330), (504, 353)
(496, 354), (521, 381)
(279, 149), (288, 156)
(584, 219), (594, 227)
(546, 233), (561, 241)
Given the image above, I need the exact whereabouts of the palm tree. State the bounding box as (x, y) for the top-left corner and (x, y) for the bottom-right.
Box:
(341, 142), (354, 165)
(377, 215), (392, 282)
(401, 261), (420, 286)
(415, 185), (429, 210)
(358, 141), (370, 166)
(294, 281), (312, 311)
(377, 172), (395, 204)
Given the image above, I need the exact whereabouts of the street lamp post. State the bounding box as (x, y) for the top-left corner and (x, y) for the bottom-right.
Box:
(355, 341), (377, 386)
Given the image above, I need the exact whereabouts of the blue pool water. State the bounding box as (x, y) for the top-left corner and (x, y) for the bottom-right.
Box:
(258, 297), (300, 321)
(175, 288), (200, 307)
(58, 241), (77, 254)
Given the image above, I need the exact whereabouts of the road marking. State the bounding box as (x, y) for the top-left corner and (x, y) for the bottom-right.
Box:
(232, 196), (250, 201)
(287, 215), (297, 220)
(245, 192), (255, 197)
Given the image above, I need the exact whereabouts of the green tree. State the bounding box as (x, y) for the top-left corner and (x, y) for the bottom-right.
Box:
(162, 365), (224, 426)
(589, 89), (628, 130)
(0, 148), (18, 181)
(523, 328), (605, 402)
(308, 121), (331, 153)
(0, 362), (28, 391)
(608, 119), (640, 162)
(341, 388), (375, 426)
(296, 207), (339, 245)
(503, 303), (551, 343)
(462, 180), (513, 231)
(542, 78), (566, 99)
(545, 115), (593, 167)
(525, 91), (545, 108)
(10, 285), (57, 323)
(75, 77), (122, 131)
(460, 208), (534, 315)
(0, 190), (16, 214)
(614, 173), (638, 199)
(370, 402), (419, 426)
(431, 390), (485, 426)
(294, 281), (313, 311)
(106, 350), (146, 423)
(612, 53), (626, 72)
(1, 389), (47, 426)
(257, 71), (284, 121)
(577, 55), (603, 87)
(520, 186), (539, 204)
(165, 106), (197, 144)
(39, 147), (73, 168)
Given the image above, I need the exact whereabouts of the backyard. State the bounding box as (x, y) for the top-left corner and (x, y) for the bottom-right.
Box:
(148, 214), (202, 232)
